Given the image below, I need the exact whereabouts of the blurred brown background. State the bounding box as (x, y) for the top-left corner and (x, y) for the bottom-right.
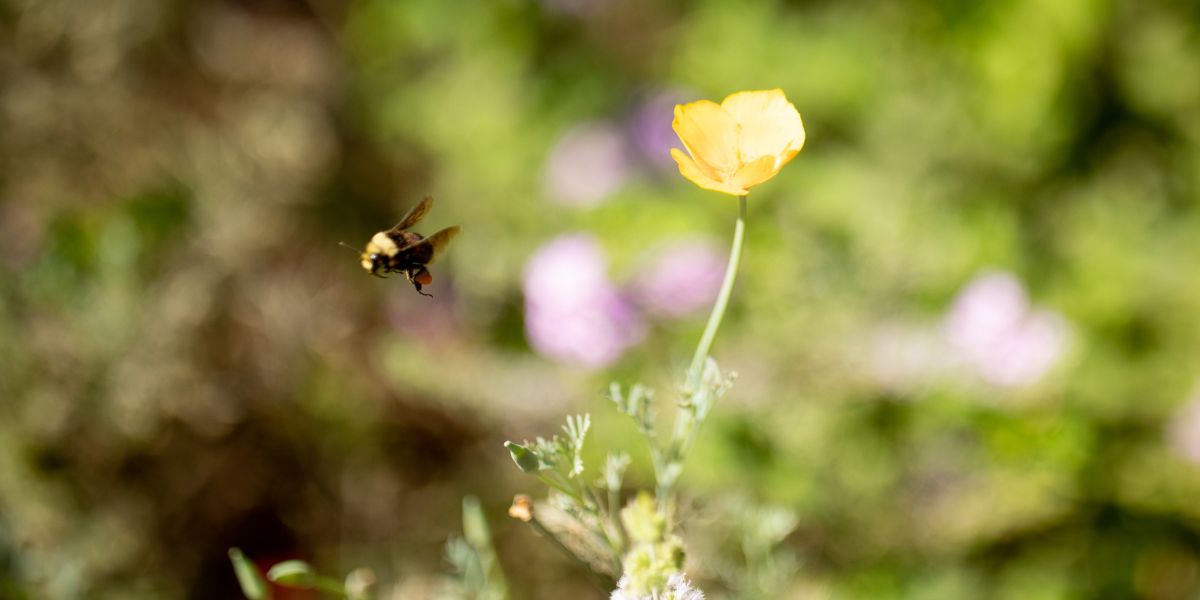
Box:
(3, 0), (1200, 598)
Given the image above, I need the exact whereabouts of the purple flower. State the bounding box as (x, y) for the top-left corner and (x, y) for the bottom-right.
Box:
(942, 271), (1070, 388)
(631, 239), (725, 318)
(628, 89), (692, 172)
(524, 234), (645, 368)
(542, 121), (631, 207)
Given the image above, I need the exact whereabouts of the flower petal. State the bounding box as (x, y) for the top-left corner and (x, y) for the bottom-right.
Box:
(721, 89), (805, 164)
(673, 100), (740, 180)
(671, 148), (748, 196)
(731, 154), (779, 190)
(774, 146), (801, 172)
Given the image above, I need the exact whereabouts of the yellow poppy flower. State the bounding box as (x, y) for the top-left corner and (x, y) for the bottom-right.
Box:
(670, 88), (805, 196)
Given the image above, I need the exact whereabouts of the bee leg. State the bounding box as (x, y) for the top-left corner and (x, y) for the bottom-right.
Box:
(405, 268), (433, 297)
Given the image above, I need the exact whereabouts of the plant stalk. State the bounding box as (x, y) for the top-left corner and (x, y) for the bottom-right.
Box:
(527, 516), (614, 589)
(658, 195), (748, 512)
(687, 195), (747, 385)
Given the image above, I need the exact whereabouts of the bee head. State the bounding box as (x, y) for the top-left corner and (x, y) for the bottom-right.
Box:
(364, 252), (396, 276)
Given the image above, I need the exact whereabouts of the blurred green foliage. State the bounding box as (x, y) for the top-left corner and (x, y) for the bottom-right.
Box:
(2, 0), (1200, 597)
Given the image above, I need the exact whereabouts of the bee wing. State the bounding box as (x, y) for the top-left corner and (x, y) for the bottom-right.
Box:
(389, 196), (433, 232)
(397, 226), (460, 266)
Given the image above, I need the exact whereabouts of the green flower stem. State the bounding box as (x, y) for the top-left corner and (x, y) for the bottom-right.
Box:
(687, 194), (747, 384)
(579, 481), (625, 568)
(607, 486), (625, 550)
(538, 471), (580, 500)
(658, 195), (748, 512)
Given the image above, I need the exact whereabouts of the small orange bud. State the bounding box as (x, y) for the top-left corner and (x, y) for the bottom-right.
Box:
(508, 494), (534, 522)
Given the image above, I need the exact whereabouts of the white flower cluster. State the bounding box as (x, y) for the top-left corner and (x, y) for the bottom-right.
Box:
(610, 573), (705, 600)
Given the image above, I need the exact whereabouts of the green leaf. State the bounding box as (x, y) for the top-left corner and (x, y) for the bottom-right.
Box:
(563, 414), (591, 477)
(462, 495), (491, 549)
(266, 560), (347, 595)
(266, 560), (316, 586)
(228, 548), (271, 600)
(603, 452), (630, 492)
(504, 441), (541, 472)
(610, 383), (655, 433)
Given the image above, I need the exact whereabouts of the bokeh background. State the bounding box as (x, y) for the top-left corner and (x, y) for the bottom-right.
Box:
(3, 0), (1200, 597)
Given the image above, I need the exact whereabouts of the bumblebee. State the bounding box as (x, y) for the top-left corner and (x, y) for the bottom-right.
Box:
(357, 196), (460, 296)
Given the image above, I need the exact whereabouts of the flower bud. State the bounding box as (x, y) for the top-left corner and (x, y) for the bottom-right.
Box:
(504, 441), (541, 472)
(508, 494), (534, 522)
(621, 492), (666, 545)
